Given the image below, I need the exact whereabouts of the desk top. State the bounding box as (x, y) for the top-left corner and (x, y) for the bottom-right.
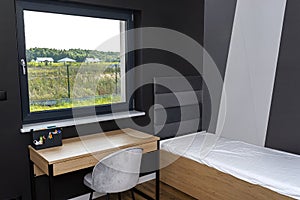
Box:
(29, 128), (159, 165)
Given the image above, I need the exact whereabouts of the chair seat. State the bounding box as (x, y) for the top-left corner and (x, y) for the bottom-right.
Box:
(83, 148), (143, 196)
(84, 173), (93, 189)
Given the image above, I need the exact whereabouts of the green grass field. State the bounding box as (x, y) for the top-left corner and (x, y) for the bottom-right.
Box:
(27, 61), (122, 112)
(30, 95), (122, 112)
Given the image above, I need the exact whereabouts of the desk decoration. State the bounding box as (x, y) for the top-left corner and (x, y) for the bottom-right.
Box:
(31, 128), (63, 150)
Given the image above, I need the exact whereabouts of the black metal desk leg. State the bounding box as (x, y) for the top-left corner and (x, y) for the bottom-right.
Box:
(156, 141), (160, 200)
(48, 165), (55, 200)
(156, 170), (160, 200)
(29, 160), (36, 200)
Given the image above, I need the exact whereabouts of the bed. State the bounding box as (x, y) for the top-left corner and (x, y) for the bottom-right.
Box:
(154, 76), (300, 200)
(160, 132), (300, 200)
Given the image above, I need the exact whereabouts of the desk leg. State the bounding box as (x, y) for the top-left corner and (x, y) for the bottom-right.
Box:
(48, 165), (55, 200)
(29, 160), (36, 200)
(156, 141), (160, 200)
(156, 170), (160, 200)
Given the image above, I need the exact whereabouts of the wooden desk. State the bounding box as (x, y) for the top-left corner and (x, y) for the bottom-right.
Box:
(28, 128), (160, 200)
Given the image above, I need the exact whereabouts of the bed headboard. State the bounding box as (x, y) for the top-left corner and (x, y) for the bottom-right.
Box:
(154, 76), (203, 139)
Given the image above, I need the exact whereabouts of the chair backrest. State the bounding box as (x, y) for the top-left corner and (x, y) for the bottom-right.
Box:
(91, 147), (143, 193)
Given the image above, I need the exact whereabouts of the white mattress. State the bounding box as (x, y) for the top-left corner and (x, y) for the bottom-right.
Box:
(160, 132), (300, 199)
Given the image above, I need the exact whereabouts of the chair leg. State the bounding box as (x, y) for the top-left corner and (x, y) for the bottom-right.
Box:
(89, 191), (93, 200)
(118, 193), (122, 200)
(131, 189), (135, 200)
(106, 193), (110, 200)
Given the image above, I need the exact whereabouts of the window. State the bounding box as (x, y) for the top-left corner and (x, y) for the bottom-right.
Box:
(16, 1), (135, 123)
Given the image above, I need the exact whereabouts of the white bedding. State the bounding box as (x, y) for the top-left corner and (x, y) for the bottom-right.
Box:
(160, 132), (300, 199)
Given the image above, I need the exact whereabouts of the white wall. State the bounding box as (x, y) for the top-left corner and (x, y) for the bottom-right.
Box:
(216, 0), (287, 146)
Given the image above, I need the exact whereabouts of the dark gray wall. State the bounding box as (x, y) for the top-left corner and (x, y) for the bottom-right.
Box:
(0, 1), (32, 199)
(202, 0), (237, 132)
(0, 0), (204, 199)
(266, 0), (300, 155)
(202, 0), (300, 154)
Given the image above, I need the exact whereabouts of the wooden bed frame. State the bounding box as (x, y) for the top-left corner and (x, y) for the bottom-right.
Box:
(160, 150), (293, 200)
(154, 76), (294, 199)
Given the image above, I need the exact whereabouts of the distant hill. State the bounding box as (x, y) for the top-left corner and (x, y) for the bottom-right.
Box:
(26, 48), (120, 62)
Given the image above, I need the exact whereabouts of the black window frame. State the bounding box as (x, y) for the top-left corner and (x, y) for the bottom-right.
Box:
(16, 0), (135, 124)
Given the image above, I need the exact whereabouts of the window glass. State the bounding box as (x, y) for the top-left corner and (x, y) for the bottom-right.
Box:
(23, 10), (126, 113)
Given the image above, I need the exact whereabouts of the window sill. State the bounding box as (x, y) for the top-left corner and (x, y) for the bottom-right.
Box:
(20, 110), (145, 133)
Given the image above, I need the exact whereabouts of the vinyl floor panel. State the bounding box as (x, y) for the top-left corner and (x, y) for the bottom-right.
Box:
(96, 180), (196, 200)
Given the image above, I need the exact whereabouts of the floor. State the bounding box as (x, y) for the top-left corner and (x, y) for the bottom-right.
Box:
(96, 180), (196, 200)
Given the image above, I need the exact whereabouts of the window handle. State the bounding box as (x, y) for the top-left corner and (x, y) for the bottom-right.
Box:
(20, 59), (26, 75)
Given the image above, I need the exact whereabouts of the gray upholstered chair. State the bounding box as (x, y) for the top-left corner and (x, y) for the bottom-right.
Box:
(84, 147), (143, 200)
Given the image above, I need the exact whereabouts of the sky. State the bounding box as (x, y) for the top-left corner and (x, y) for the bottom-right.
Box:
(23, 10), (123, 52)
